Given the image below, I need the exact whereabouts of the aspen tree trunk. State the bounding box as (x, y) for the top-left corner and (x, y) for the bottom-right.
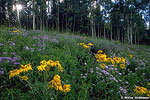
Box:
(127, 21), (130, 44)
(130, 26), (133, 45)
(33, 14), (35, 30)
(138, 33), (139, 45)
(73, 14), (75, 34)
(40, 16), (42, 30)
(94, 21), (96, 37)
(100, 26), (101, 38)
(104, 17), (105, 38)
(135, 31), (137, 45)
(62, 14), (64, 32)
(111, 24), (112, 40)
(91, 20), (94, 37)
(97, 26), (99, 38)
(33, 0), (35, 30)
(66, 14), (67, 31)
(57, 0), (60, 33)
(130, 6), (133, 45)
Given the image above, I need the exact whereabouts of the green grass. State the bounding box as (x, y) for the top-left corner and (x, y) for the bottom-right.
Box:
(0, 27), (150, 100)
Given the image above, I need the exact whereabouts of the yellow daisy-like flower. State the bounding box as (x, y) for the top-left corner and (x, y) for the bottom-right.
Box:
(83, 44), (89, 49)
(26, 64), (32, 70)
(129, 54), (133, 59)
(20, 65), (28, 72)
(97, 50), (103, 54)
(51, 62), (57, 67)
(9, 69), (21, 79)
(56, 85), (63, 92)
(121, 58), (126, 64)
(120, 64), (126, 69)
(100, 63), (106, 69)
(79, 43), (84, 45)
(21, 76), (28, 81)
(55, 61), (60, 64)
(106, 57), (112, 63)
(87, 43), (93, 46)
(54, 77), (61, 83)
(63, 84), (71, 92)
(147, 90), (150, 97)
(40, 60), (47, 65)
(49, 80), (56, 88)
(134, 86), (148, 94)
(57, 63), (63, 72)
(46, 67), (50, 71)
(54, 75), (61, 79)
(37, 65), (46, 71)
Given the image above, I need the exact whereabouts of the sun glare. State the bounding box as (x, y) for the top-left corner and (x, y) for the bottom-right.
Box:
(16, 4), (23, 11)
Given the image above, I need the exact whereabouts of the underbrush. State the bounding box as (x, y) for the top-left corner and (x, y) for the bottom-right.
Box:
(0, 27), (150, 100)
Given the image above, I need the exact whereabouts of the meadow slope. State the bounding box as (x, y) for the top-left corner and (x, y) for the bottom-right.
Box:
(0, 27), (150, 100)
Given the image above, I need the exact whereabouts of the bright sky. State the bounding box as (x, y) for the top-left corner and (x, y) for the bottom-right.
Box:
(13, 4), (23, 11)
(60, 0), (63, 3)
(111, 0), (115, 3)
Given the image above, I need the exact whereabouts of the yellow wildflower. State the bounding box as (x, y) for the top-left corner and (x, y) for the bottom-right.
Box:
(100, 63), (106, 69)
(121, 58), (126, 64)
(147, 90), (150, 97)
(63, 84), (71, 92)
(111, 60), (115, 64)
(120, 64), (126, 69)
(54, 75), (61, 79)
(55, 61), (60, 64)
(83, 44), (89, 49)
(26, 64), (32, 70)
(20, 65), (28, 72)
(134, 86), (148, 94)
(40, 60), (47, 65)
(106, 57), (112, 63)
(47, 60), (53, 65)
(21, 76), (28, 81)
(37, 65), (46, 71)
(97, 50), (103, 54)
(46, 67), (50, 71)
(79, 43), (84, 45)
(57, 63), (63, 72)
(51, 62), (57, 67)
(129, 54), (133, 59)
(87, 43), (93, 46)
(56, 85), (63, 91)
(9, 69), (20, 79)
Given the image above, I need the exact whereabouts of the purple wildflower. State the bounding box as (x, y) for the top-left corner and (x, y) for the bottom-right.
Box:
(0, 57), (3, 62)
(10, 42), (16, 46)
(11, 52), (16, 55)
(90, 68), (94, 73)
(101, 70), (109, 76)
(14, 62), (20, 65)
(24, 46), (30, 50)
(0, 71), (4, 75)
(119, 87), (123, 91)
(123, 89), (127, 94)
(0, 43), (4, 46)
(118, 73), (122, 75)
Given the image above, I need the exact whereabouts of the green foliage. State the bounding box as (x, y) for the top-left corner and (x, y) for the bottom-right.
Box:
(0, 28), (150, 99)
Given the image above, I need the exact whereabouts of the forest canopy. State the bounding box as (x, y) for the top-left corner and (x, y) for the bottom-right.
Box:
(0, 0), (150, 45)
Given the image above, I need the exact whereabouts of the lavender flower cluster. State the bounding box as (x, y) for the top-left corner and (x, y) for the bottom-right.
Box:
(32, 35), (59, 43)
(0, 57), (20, 65)
(0, 68), (4, 75)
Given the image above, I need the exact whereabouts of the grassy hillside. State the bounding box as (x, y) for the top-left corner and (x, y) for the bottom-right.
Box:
(0, 27), (150, 100)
